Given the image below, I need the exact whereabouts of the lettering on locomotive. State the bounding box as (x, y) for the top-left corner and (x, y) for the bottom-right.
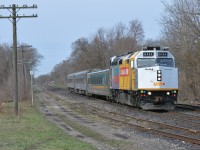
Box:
(120, 67), (129, 76)
(153, 81), (165, 86)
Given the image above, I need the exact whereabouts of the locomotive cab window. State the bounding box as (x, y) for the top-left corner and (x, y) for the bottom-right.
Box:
(156, 58), (174, 67)
(137, 58), (174, 68)
(137, 58), (155, 68)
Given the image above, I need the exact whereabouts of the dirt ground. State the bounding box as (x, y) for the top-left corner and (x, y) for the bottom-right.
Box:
(35, 88), (195, 150)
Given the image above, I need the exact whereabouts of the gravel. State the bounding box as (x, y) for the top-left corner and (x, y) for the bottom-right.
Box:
(38, 87), (200, 150)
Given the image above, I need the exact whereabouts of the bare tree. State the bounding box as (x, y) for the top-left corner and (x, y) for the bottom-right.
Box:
(0, 43), (43, 102)
(48, 19), (144, 87)
(0, 44), (13, 102)
(161, 0), (200, 103)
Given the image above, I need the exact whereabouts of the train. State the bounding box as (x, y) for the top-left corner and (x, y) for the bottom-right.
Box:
(67, 46), (178, 110)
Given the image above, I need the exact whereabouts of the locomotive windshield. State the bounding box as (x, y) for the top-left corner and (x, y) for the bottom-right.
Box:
(156, 58), (174, 67)
(137, 58), (174, 68)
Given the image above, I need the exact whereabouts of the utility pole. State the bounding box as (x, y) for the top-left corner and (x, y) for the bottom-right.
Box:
(19, 45), (32, 100)
(30, 71), (34, 107)
(0, 4), (37, 116)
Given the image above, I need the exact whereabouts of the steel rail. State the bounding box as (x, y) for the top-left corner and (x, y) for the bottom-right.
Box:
(46, 90), (200, 145)
(98, 115), (200, 145)
(86, 104), (200, 135)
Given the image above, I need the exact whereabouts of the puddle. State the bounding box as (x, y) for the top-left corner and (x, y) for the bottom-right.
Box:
(53, 118), (61, 122)
(60, 107), (68, 112)
(44, 108), (48, 112)
(76, 135), (85, 139)
(73, 115), (82, 119)
(60, 124), (72, 131)
(82, 120), (95, 124)
(45, 113), (54, 116)
(114, 133), (129, 139)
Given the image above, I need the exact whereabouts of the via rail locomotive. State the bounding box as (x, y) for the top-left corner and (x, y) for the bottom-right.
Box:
(67, 47), (178, 110)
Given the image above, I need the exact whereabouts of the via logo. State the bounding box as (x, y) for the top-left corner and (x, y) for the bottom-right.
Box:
(153, 81), (165, 86)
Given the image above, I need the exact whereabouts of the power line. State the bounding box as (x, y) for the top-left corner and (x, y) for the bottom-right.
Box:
(0, 4), (37, 116)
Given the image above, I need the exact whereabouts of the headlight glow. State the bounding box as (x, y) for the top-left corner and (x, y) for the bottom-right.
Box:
(148, 92), (152, 95)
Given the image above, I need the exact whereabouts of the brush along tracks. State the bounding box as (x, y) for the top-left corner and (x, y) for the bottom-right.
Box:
(45, 88), (200, 145)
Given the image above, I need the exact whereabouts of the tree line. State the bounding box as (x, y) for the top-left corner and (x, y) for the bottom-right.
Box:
(0, 43), (42, 102)
(160, 0), (200, 103)
(38, 0), (200, 104)
(38, 20), (144, 87)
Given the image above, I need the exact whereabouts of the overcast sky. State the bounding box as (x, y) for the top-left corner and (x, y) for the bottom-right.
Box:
(0, 0), (164, 76)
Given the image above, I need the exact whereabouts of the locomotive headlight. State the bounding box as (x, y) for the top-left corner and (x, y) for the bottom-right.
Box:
(148, 92), (152, 95)
(174, 90), (177, 93)
(166, 92), (170, 95)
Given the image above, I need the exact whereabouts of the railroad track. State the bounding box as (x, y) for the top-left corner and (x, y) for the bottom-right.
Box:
(175, 104), (200, 111)
(99, 115), (200, 145)
(139, 110), (200, 130)
(45, 90), (200, 145)
(74, 105), (200, 145)
(76, 104), (200, 145)
(69, 103), (200, 145)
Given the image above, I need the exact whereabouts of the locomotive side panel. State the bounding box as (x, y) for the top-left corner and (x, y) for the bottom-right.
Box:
(111, 66), (119, 89)
(119, 58), (130, 90)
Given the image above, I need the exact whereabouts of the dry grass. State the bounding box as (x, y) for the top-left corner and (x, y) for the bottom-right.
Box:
(0, 101), (95, 150)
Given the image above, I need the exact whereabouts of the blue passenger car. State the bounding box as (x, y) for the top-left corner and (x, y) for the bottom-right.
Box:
(87, 69), (110, 97)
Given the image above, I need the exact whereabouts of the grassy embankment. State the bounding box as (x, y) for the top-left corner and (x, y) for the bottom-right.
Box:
(0, 101), (95, 150)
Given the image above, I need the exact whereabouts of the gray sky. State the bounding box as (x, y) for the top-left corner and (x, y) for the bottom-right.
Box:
(0, 0), (164, 76)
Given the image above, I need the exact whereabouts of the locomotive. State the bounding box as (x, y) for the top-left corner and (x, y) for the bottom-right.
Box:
(67, 47), (178, 110)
